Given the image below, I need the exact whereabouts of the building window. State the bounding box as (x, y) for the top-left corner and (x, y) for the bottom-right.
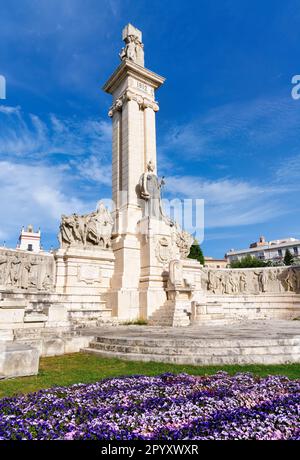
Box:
(27, 244), (33, 251)
(278, 249), (282, 257)
(294, 247), (299, 256)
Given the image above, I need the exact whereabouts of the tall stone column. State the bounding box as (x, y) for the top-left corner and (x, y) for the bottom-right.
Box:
(143, 100), (159, 170)
(103, 24), (165, 319)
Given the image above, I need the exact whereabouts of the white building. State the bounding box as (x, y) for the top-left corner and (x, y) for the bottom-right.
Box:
(226, 236), (300, 264)
(17, 225), (41, 252)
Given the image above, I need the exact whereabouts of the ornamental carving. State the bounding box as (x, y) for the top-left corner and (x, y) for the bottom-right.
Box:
(203, 267), (300, 295)
(175, 229), (193, 259)
(77, 265), (102, 285)
(155, 237), (173, 265)
(58, 202), (113, 250)
(108, 92), (159, 118)
(0, 249), (54, 291)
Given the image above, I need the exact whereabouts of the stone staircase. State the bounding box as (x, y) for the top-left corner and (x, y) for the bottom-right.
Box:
(147, 302), (175, 326)
(148, 301), (191, 327)
(83, 333), (300, 365)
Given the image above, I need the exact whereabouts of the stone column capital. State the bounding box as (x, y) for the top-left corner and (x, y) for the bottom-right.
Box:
(142, 98), (159, 112)
(123, 90), (144, 107)
(108, 97), (123, 117)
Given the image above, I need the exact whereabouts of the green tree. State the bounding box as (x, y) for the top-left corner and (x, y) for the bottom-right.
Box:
(283, 249), (294, 266)
(230, 254), (269, 268)
(188, 239), (205, 265)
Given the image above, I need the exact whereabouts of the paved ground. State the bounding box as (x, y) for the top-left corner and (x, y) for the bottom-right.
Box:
(84, 319), (300, 341)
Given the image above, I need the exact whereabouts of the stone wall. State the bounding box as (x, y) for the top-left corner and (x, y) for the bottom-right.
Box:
(189, 266), (300, 323)
(0, 245), (115, 337)
(0, 247), (54, 292)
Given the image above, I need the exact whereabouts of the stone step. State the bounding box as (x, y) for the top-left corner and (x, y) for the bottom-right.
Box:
(83, 347), (300, 365)
(93, 336), (300, 348)
(148, 314), (174, 319)
(88, 340), (300, 356)
(148, 321), (173, 325)
(0, 299), (28, 309)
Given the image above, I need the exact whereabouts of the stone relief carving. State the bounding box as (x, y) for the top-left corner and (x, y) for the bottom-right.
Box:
(175, 229), (194, 259)
(203, 267), (300, 295)
(0, 249), (54, 291)
(108, 92), (159, 118)
(168, 259), (194, 290)
(59, 202), (113, 250)
(155, 237), (173, 265)
(77, 265), (102, 285)
(138, 161), (193, 263)
(119, 24), (144, 67)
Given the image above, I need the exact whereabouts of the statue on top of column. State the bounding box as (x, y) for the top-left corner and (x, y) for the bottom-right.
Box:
(119, 23), (144, 67)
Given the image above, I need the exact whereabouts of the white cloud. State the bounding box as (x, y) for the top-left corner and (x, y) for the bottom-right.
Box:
(275, 154), (300, 183)
(0, 105), (21, 114)
(165, 175), (291, 229)
(0, 105), (112, 159)
(0, 106), (113, 248)
(75, 155), (112, 186)
(160, 95), (300, 161)
(0, 160), (96, 246)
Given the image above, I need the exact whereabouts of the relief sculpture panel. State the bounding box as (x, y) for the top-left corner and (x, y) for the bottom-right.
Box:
(0, 249), (54, 291)
(203, 267), (300, 295)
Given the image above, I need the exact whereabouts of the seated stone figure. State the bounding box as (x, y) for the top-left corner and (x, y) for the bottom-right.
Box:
(139, 160), (175, 228)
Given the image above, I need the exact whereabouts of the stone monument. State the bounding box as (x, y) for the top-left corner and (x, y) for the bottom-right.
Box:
(54, 201), (115, 324)
(103, 24), (194, 320)
(1, 24), (300, 378)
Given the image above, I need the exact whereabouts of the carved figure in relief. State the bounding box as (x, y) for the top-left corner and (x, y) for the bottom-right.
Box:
(0, 254), (8, 284)
(255, 270), (268, 292)
(296, 268), (300, 291)
(239, 272), (247, 292)
(175, 229), (193, 259)
(59, 202), (113, 249)
(220, 273), (228, 294)
(19, 255), (32, 289)
(207, 271), (219, 293)
(228, 272), (239, 294)
(0, 249), (54, 291)
(282, 268), (298, 292)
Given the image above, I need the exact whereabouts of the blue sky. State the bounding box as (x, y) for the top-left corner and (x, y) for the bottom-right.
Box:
(0, 0), (300, 257)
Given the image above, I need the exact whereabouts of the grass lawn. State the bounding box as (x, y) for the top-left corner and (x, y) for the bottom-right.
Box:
(0, 352), (299, 398)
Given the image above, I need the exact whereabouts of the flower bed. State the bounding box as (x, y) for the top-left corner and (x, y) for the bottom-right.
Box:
(0, 372), (299, 440)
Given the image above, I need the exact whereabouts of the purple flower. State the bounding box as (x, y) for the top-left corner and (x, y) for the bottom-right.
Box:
(0, 372), (299, 440)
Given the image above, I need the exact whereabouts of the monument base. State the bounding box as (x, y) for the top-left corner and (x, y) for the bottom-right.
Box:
(54, 247), (115, 325)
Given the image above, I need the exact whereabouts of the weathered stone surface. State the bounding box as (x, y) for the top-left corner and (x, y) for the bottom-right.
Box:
(0, 342), (39, 378)
(0, 248), (54, 291)
(82, 321), (300, 365)
(58, 202), (113, 250)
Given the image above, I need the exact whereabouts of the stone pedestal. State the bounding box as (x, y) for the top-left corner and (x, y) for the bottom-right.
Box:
(167, 288), (194, 327)
(138, 217), (180, 319)
(54, 248), (114, 324)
